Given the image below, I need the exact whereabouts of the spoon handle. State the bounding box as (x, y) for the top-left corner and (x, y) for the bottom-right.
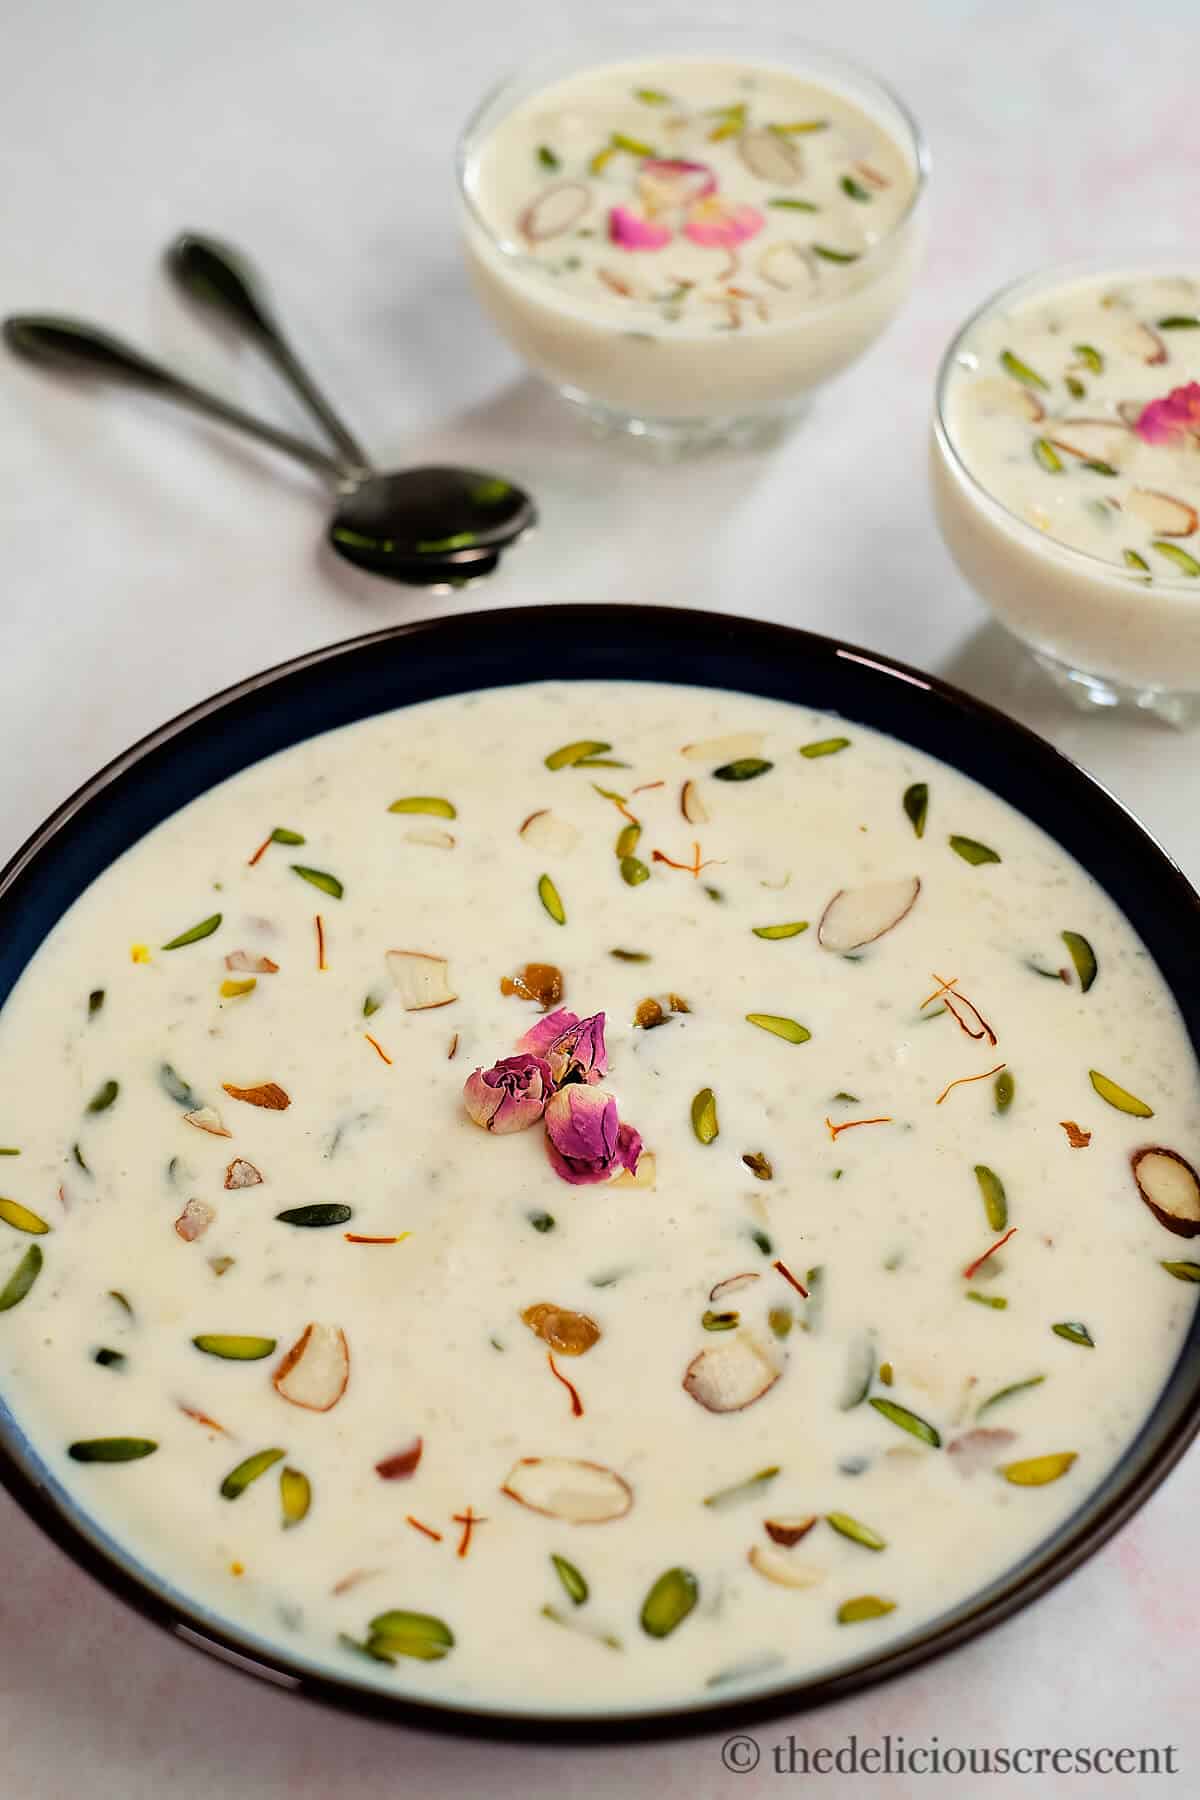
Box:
(3, 314), (347, 484)
(167, 233), (372, 476)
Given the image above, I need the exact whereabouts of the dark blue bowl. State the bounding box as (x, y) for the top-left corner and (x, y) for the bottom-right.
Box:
(2, 604), (1198, 1741)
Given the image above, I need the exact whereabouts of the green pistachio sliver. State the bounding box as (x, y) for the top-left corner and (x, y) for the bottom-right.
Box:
(974, 1165), (1008, 1232)
(1032, 437), (1064, 473)
(869, 1397), (940, 1448)
(338, 1631), (394, 1666)
(575, 757), (630, 768)
(712, 757), (773, 781)
(745, 1013), (811, 1044)
(545, 739), (612, 770)
(839, 1335), (875, 1410)
(840, 175), (872, 202)
(362, 993), (382, 1018)
(551, 1554), (589, 1606)
(88, 988), (105, 1017)
(1061, 930), (1097, 992)
(1052, 1321), (1095, 1347)
(528, 1210), (555, 1234)
(949, 835), (1002, 866)
(1065, 375), (1087, 400)
(619, 855), (650, 886)
(159, 1063), (198, 1108)
(610, 130), (656, 156)
(536, 144), (560, 171)
(976, 1373), (1045, 1417)
(93, 1347), (125, 1368)
(368, 1609), (454, 1661)
(221, 1446), (286, 1499)
(702, 1465), (780, 1511)
(768, 1305), (792, 1338)
(1072, 342), (1104, 372)
(827, 1512), (886, 1551)
(615, 822), (641, 859)
(192, 1333), (277, 1361)
(86, 1079), (119, 1113)
(74, 1141), (89, 1174)
(1123, 548), (1151, 573)
(799, 737), (850, 758)
(0, 1148), (19, 1156)
(1000, 1451), (1077, 1487)
(0, 1243), (43, 1312)
(751, 920), (809, 940)
(640, 1567), (699, 1639)
(838, 1595), (896, 1624)
(1161, 1260), (1200, 1282)
(1152, 541), (1200, 577)
(161, 912), (221, 951)
(1157, 314), (1200, 329)
(291, 864), (344, 899)
(1081, 458), (1118, 476)
(701, 1309), (740, 1331)
(387, 796), (457, 818)
(1088, 1068), (1153, 1117)
(0, 1198), (49, 1235)
(280, 1464), (312, 1528)
(270, 826), (305, 845)
(68, 1437), (157, 1463)
(768, 197), (819, 211)
(966, 1291), (1008, 1310)
(770, 117), (829, 134)
(995, 1069), (1015, 1114)
(538, 872), (566, 924)
(634, 86), (670, 104)
(275, 1204), (353, 1228)
(691, 1087), (719, 1145)
(812, 244), (860, 263)
(750, 1228), (773, 1257)
(610, 947), (651, 962)
(704, 885), (724, 903)
(1000, 349), (1048, 391)
(902, 781), (928, 838)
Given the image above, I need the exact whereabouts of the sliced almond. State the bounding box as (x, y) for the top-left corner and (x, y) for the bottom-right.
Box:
(709, 1272), (760, 1303)
(613, 1149), (656, 1189)
(818, 876), (921, 952)
(1125, 489), (1198, 538)
(738, 127), (802, 185)
(757, 242), (816, 294)
(500, 1456), (632, 1524)
(386, 950), (457, 1011)
(970, 377), (1045, 423)
(224, 950), (280, 974)
(404, 826), (455, 850)
(183, 1106), (231, 1138)
(518, 810), (581, 856)
(519, 182), (591, 243)
(946, 1427), (1016, 1476)
(222, 1081), (290, 1111)
(681, 732), (764, 763)
(174, 1197), (215, 1243)
(272, 1323), (350, 1412)
(1131, 1147), (1200, 1238)
(683, 1334), (780, 1413)
(1118, 320), (1167, 364)
(764, 1514), (818, 1547)
(224, 1158), (262, 1190)
(680, 780), (709, 825)
(1045, 418), (1131, 463)
(748, 1545), (825, 1588)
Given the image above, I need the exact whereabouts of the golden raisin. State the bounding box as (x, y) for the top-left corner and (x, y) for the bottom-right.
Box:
(521, 1303), (602, 1356)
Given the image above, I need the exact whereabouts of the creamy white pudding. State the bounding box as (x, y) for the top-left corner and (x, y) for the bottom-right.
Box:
(0, 680), (1197, 1719)
(933, 264), (1200, 716)
(460, 50), (925, 438)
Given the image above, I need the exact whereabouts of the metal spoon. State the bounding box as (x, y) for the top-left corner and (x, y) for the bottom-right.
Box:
(4, 237), (534, 587)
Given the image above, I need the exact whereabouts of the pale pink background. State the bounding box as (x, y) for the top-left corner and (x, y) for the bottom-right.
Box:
(1, 0), (1196, 1794)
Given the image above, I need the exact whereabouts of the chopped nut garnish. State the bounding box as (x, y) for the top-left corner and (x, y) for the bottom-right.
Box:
(500, 962), (564, 1009)
(1060, 1120), (1092, 1148)
(521, 1302), (602, 1356)
(223, 1158), (262, 1190)
(742, 1152), (774, 1181)
(634, 998), (666, 1029)
(222, 1081), (290, 1111)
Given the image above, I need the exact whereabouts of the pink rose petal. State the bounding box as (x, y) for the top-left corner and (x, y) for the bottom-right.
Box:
(544, 1087), (642, 1185)
(683, 199), (765, 249)
(1136, 381), (1200, 446)
(609, 206), (672, 251)
(463, 1054), (553, 1134)
(517, 1008), (579, 1060)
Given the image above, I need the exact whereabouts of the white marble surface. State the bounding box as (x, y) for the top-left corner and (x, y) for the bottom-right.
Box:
(0, 1), (1196, 1793)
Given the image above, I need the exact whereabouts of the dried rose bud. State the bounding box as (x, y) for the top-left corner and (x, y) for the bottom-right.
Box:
(463, 1053), (553, 1134)
(544, 1085), (642, 1186)
(519, 1009), (608, 1088)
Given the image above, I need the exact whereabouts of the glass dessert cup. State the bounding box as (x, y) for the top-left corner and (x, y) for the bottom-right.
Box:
(457, 30), (928, 453)
(931, 258), (1200, 728)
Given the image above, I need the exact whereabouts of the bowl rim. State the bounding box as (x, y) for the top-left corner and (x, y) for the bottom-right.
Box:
(932, 253), (1200, 592)
(1, 601), (1198, 1745)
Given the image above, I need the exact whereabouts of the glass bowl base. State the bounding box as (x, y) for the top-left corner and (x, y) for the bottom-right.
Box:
(1032, 648), (1200, 729)
(556, 383), (811, 457)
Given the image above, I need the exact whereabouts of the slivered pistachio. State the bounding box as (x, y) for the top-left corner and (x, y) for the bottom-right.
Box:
(1065, 375), (1086, 399)
(537, 873), (566, 925)
(750, 1229), (773, 1257)
(387, 796), (457, 818)
(221, 1446), (286, 1499)
(812, 244), (859, 263)
(161, 912), (221, 951)
(1124, 548), (1151, 573)
(974, 1165), (1008, 1232)
(1033, 437), (1063, 472)
(702, 1465), (780, 1511)
(869, 1397), (940, 1447)
(0, 1199), (49, 1235)
(220, 978), (256, 999)
(768, 197), (819, 210)
(1088, 1068), (1153, 1117)
(995, 1069), (1015, 1113)
(88, 989), (105, 1016)
(610, 947), (651, 962)
(1152, 541), (1200, 576)
(1072, 343), (1104, 372)
(768, 1305), (792, 1338)
(276, 1204), (353, 1228)
(0, 1148), (19, 1156)
(280, 1464), (312, 1527)
(752, 921), (808, 940)
(536, 144), (560, 171)
(839, 1335), (875, 1409)
(615, 822), (641, 859)
(545, 739), (612, 770)
(86, 1080), (119, 1113)
(840, 175), (871, 202)
(270, 827), (305, 845)
(1000, 349), (1048, 390)
(799, 737), (850, 758)
(837, 1595), (896, 1623)
(72, 1142), (89, 1170)
(902, 781), (928, 838)
(712, 758), (773, 781)
(193, 1333), (277, 1360)
(827, 1512), (886, 1551)
(640, 1567), (699, 1638)
(1162, 1260), (1200, 1282)
(1060, 932), (1094, 994)
(701, 1309), (740, 1332)
(634, 86), (670, 103)
(1081, 458), (1118, 476)
(976, 1374), (1045, 1416)
(745, 1013), (811, 1044)
(291, 865), (343, 899)
(362, 993), (382, 1018)
(949, 835), (1002, 866)
(0, 1243), (43, 1312)
(619, 855), (650, 886)
(1000, 1452), (1077, 1486)
(967, 1291), (1007, 1310)
(551, 1554), (589, 1605)
(742, 1151), (773, 1180)
(68, 1437), (157, 1463)
(527, 1210), (555, 1234)
(691, 1087), (718, 1145)
(1052, 1321), (1095, 1347)
(1158, 314), (1200, 329)
(159, 1063), (198, 1108)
